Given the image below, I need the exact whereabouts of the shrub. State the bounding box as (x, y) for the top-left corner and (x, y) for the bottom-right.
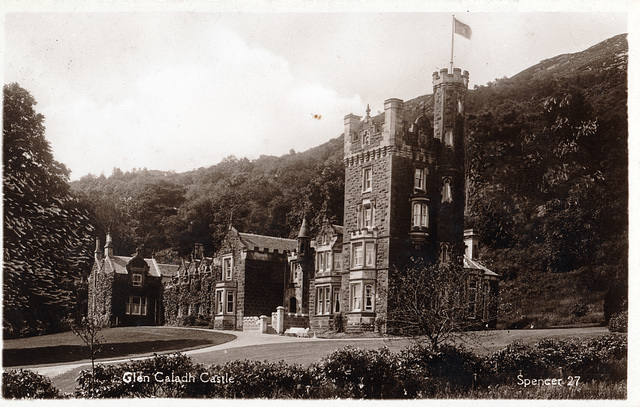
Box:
(2, 369), (61, 399)
(608, 311), (627, 333)
(397, 344), (480, 397)
(192, 360), (310, 398)
(314, 346), (403, 399)
(75, 353), (200, 398)
(484, 341), (549, 384)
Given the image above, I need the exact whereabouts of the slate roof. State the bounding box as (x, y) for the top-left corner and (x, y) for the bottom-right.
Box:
(463, 255), (500, 277)
(331, 225), (344, 236)
(238, 232), (297, 253)
(101, 255), (179, 278)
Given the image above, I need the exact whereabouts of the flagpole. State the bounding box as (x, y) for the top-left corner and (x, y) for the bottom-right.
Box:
(450, 15), (455, 73)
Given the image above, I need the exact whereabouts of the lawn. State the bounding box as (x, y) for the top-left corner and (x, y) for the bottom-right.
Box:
(3, 326), (235, 367)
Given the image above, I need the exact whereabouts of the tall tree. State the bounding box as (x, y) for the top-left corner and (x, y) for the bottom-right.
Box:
(3, 83), (94, 337)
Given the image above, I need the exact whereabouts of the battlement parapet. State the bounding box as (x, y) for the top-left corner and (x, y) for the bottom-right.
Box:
(432, 68), (469, 88)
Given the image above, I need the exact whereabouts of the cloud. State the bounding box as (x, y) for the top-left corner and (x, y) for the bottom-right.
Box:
(37, 24), (363, 178)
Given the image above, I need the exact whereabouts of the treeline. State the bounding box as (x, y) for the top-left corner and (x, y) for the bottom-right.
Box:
(71, 139), (345, 262)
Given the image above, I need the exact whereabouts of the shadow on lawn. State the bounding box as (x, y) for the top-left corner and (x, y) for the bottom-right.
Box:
(3, 339), (212, 367)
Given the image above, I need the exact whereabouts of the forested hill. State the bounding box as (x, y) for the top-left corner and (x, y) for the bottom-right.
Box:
(71, 33), (628, 297)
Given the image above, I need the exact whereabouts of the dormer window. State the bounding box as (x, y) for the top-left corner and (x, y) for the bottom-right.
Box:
(132, 273), (142, 287)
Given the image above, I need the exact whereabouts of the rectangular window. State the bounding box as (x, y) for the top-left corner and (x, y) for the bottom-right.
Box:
(414, 168), (425, 191)
(333, 288), (341, 313)
(126, 296), (147, 316)
(317, 287), (324, 315)
(412, 202), (429, 227)
(226, 291), (235, 313)
(132, 273), (142, 287)
(216, 290), (223, 314)
(334, 254), (342, 271)
(363, 168), (372, 192)
(365, 242), (375, 267)
(364, 284), (374, 311)
(223, 256), (233, 280)
(320, 252), (326, 271)
(364, 206), (372, 228)
(324, 286), (331, 316)
(353, 243), (364, 267)
(351, 284), (362, 311)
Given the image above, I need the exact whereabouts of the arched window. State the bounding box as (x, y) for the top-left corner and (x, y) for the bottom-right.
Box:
(442, 178), (452, 203)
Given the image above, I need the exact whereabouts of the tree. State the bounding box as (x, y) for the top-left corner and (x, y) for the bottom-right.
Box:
(3, 83), (94, 337)
(386, 259), (472, 349)
(70, 316), (103, 394)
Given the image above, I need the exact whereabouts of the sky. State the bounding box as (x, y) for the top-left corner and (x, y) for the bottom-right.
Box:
(2, 2), (634, 180)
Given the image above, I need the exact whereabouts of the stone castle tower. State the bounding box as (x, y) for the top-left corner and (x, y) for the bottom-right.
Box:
(340, 68), (469, 332)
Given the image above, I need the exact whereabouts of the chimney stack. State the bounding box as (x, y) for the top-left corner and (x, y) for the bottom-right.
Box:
(95, 237), (102, 260)
(104, 232), (114, 258)
(464, 229), (479, 260)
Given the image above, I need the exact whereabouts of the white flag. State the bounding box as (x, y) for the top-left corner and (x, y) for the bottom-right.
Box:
(454, 18), (472, 40)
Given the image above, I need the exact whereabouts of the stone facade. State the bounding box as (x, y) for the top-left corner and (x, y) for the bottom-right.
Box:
(88, 234), (178, 327)
(163, 226), (296, 331)
(302, 68), (499, 332)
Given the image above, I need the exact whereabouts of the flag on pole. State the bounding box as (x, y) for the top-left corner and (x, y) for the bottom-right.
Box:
(454, 17), (472, 40)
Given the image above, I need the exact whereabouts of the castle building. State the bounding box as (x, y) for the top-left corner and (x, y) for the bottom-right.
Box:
(91, 68), (498, 332)
(285, 68), (498, 333)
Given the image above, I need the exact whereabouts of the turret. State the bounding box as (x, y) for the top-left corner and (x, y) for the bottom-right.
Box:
(297, 218), (311, 257)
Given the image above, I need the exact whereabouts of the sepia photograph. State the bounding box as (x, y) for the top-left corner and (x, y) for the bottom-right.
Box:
(1, 0), (635, 403)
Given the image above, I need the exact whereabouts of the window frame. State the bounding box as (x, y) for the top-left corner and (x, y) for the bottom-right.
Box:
(364, 284), (375, 312)
(226, 291), (235, 313)
(362, 167), (372, 193)
(352, 242), (364, 267)
(222, 255), (233, 280)
(126, 296), (147, 316)
(414, 168), (426, 191)
(132, 273), (143, 287)
(351, 283), (362, 311)
(412, 201), (429, 228)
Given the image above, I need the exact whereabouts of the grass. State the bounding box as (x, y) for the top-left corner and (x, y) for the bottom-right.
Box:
(2, 326), (235, 367)
(460, 381), (626, 399)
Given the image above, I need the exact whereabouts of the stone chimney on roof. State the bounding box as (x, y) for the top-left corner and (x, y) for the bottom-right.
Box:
(95, 237), (102, 261)
(464, 229), (479, 260)
(104, 232), (113, 258)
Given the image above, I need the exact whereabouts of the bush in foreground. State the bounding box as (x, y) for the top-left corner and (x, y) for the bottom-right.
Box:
(4, 334), (627, 399)
(2, 369), (61, 399)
